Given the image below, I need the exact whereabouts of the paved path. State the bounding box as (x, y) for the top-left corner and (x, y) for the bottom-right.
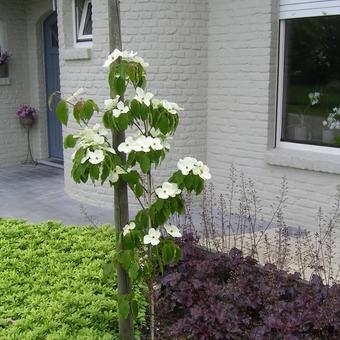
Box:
(0, 164), (113, 226)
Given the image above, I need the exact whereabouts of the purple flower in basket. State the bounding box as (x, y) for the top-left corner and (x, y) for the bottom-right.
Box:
(0, 48), (9, 65)
(16, 105), (38, 120)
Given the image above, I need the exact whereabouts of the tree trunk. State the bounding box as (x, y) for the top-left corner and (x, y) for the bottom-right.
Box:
(108, 1), (134, 339)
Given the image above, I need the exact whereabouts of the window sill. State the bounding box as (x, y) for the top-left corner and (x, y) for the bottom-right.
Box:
(265, 147), (340, 175)
(63, 47), (91, 61)
(0, 77), (10, 85)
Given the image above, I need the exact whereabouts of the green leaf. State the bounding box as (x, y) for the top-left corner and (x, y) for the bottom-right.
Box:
(56, 100), (68, 126)
(73, 104), (81, 123)
(140, 104), (149, 121)
(117, 112), (129, 131)
(124, 170), (139, 185)
(136, 153), (150, 174)
(128, 262), (139, 281)
(63, 134), (77, 149)
(116, 77), (126, 96)
(131, 300), (139, 319)
(118, 297), (130, 319)
(135, 209), (148, 229)
(90, 165), (99, 182)
(158, 114), (169, 134)
(134, 182), (144, 198)
(162, 243), (174, 265)
(103, 111), (113, 129)
(82, 100), (95, 122)
(130, 99), (141, 118)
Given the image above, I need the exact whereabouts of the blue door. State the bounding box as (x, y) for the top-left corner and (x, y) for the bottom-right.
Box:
(44, 12), (63, 161)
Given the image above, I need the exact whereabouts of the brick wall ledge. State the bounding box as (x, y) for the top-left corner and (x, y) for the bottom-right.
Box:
(0, 77), (10, 86)
(63, 48), (91, 61)
(265, 148), (340, 175)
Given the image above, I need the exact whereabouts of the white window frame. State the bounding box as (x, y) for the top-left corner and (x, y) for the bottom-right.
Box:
(73, 0), (93, 46)
(276, 16), (340, 155)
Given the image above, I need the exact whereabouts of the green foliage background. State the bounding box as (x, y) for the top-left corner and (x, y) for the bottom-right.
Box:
(0, 219), (146, 339)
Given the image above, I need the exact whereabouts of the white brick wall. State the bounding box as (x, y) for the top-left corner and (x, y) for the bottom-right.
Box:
(0, 0), (51, 166)
(58, 0), (208, 210)
(206, 0), (340, 235)
(0, 1), (30, 165)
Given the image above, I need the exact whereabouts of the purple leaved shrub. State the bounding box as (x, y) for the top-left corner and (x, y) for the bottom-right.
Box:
(156, 234), (340, 340)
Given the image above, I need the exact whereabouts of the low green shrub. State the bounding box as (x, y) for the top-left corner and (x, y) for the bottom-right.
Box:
(0, 219), (146, 339)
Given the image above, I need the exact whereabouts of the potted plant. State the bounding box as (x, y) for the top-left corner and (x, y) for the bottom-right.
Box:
(16, 105), (38, 126)
(322, 107), (340, 144)
(0, 47), (10, 78)
(294, 92), (320, 140)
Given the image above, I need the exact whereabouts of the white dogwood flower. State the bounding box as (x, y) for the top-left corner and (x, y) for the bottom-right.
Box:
(123, 222), (136, 236)
(151, 98), (162, 109)
(104, 95), (120, 111)
(192, 161), (211, 180)
(76, 124), (108, 148)
(87, 149), (105, 164)
(147, 136), (164, 151)
(112, 101), (129, 118)
(155, 182), (181, 199)
(143, 228), (161, 246)
(162, 100), (184, 115)
(177, 157), (197, 175)
(134, 87), (154, 107)
(108, 165), (126, 183)
(131, 55), (149, 68)
(118, 136), (135, 154)
(308, 92), (320, 106)
(103, 49), (137, 68)
(133, 135), (152, 152)
(164, 224), (182, 238)
(67, 88), (84, 104)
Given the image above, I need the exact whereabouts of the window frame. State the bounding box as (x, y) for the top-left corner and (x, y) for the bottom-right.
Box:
(74, 0), (93, 45)
(276, 18), (340, 155)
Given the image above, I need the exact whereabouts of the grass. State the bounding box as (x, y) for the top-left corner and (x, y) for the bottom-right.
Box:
(0, 219), (146, 340)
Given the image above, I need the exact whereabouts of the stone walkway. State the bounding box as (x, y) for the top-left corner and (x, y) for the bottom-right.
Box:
(0, 164), (113, 226)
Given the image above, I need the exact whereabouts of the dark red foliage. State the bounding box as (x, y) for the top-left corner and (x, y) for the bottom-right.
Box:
(156, 235), (340, 340)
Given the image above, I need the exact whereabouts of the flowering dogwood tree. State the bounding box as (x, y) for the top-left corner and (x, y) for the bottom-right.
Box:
(55, 49), (211, 339)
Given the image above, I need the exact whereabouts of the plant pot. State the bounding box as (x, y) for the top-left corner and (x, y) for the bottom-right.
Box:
(322, 129), (335, 144)
(0, 64), (8, 78)
(20, 117), (34, 127)
(294, 126), (308, 140)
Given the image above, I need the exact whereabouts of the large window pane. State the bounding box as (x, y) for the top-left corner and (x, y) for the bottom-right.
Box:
(281, 16), (340, 147)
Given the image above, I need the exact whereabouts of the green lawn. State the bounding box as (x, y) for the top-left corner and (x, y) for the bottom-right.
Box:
(0, 219), (145, 339)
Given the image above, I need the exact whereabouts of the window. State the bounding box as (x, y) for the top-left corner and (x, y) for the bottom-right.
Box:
(75, 0), (93, 42)
(277, 1), (340, 149)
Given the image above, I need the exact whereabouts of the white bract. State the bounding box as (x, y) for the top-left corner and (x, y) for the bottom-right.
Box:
(155, 182), (181, 199)
(192, 161), (212, 180)
(113, 101), (129, 118)
(123, 222), (136, 236)
(134, 87), (154, 107)
(67, 88), (84, 104)
(308, 92), (320, 106)
(133, 135), (151, 153)
(118, 136), (135, 154)
(104, 95), (120, 111)
(143, 228), (161, 246)
(108, 166), (126, 183)
(85, 149), (105, 164)
(146, 136), (164, 151)
(177, 157), (211, 180)
(162, 100), (184, 115)
(103, 49), (137, 68)
(131, 55), (149, 68)
(177, 157), (197, 175)
(164, 224), (182, 238)
(75, 123), (108, 148)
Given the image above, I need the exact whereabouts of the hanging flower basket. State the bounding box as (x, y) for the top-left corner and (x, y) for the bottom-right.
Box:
(19, 116), (34, 127)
